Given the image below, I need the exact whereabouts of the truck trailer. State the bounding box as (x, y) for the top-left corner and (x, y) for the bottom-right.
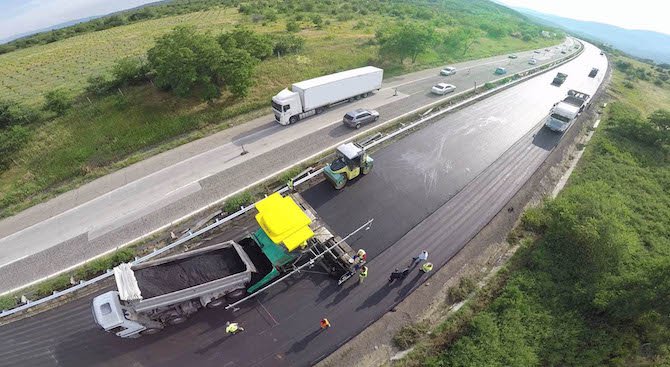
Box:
(544, 90), (590, 132)
(92, 192), (360, 338)
(271, 66), (383, 125)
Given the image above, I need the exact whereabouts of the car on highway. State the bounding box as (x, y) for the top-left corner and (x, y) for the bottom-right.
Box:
(508, 54), (518, 59)
(495, 67), (507, 75)
(589, 68), (599, 77)
(431, 83), (456, 95)
(528, 58), (537, 65)
(343, 108), (379, 129)
(440, 66), (457, 76)
(534, 50), (541, 54)
(600, 51), (605, 55)
(561, 50), (567, 54)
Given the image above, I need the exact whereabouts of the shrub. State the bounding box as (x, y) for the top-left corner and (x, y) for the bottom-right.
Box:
(520, 206), (549, 233)
(447, 277), (477, 303)
(85, 75), (114, 96)
(0, 100), (38, 128)
(42, 89), (73, 116)
(224, 191), (255, 213)
(111, 57), (149, 86)
(286, 20), (300, 33)
(272, 34), (305, 56)
(218, 28), (273, 60)
(393, 322), (430, 349)
(0, 125), (30, 169)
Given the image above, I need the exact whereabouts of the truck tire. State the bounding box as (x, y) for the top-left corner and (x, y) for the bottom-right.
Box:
(363, 92), (370, 98)
(140, 327), (162, 336)
(355, 123), (361, 129)
(206, 298), (226, 309)
(355, 94), (362, 100)
(226, 288), (247, 302)
(289, 115), (298, 124)
(167, 315), (188, 325)
(315, 107), (325, 114)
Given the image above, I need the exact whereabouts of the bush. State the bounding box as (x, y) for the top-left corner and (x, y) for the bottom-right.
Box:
(0, 100), (38, 128)
(85, 75), (114, 96)
(272, 34), (305, 56)
(447, 277), (477, 303)
(218, 28), (273, 61)
(42, 89), (73, 116)
(224, 191), (255, 213)
(286, 20), (300, 33)
(0, 125), (30, 169)
(111, 57), (149, 86)
(520, 206), (549, 233)
(393, 322), (430, 349)
(74, 248), (135, 280)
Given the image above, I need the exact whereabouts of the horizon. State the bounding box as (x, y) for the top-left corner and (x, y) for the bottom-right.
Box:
(1, 0), (669, 43)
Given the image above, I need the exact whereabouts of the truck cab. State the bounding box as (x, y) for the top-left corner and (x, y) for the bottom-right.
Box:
(272, 89), (302, 125)
(92, 291), (148, 338)
(544, 102), (580, 132)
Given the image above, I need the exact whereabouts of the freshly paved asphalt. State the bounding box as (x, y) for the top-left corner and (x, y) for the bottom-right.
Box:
(0, 41), (606, 367)
(0, 39), (577, 293)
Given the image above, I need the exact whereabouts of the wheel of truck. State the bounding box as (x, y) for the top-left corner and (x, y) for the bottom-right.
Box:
(140, 327), (162, 336)
(289, 115), (298, 124)
(363, 92), (370, 98)
(355, 94), (362, 100)
(355, 123), (361, 129)
(206, 298), (226, 309)
(167, 315), (188, 325)
(315, 107), (325, 114)
(226, 288), (247, 302)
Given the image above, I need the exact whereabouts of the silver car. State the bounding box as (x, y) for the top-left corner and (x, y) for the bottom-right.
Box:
(440, 66), (456, 76)
(431, 83), (456, 95)
(343, 108), (379, 129)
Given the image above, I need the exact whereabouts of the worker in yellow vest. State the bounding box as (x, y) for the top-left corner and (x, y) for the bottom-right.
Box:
(358, 266), (368, 284)
(421, 262), (434, 273)
(226, 321), (244, 334)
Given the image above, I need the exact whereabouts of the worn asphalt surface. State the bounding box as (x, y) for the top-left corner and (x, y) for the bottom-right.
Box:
(0, 41), (607, 367)
(0, 39), (576, 293)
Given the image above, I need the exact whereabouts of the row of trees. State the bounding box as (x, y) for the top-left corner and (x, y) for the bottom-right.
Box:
(376, 22), (483, 65)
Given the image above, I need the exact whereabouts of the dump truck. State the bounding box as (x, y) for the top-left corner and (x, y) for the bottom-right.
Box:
(552, 72), (568, 86)
(544, 90), (590, 133)
(324, 143), (373, 190)
(271, 66), (383, 125)
(92, 192), (360, 338)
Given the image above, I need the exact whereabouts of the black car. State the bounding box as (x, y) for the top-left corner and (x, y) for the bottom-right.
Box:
(589, 68), (599, 78)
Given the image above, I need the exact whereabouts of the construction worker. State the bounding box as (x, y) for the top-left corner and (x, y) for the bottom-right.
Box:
(225, 321), (244, 334)
(412, 250), (429, 266)
(358, 266), (368, 284)
(352, 248), (367, 271)
(320, 318), (331, 329)
(421, 262), (434, 273)
(389, 268), (403, 282)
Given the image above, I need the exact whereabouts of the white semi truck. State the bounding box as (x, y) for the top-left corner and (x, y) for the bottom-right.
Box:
(271, 66), (383, 125)
(544, 90), (590, 133)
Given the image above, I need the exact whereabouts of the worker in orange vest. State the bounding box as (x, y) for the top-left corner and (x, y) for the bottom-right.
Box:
(320, 318), (331, 329)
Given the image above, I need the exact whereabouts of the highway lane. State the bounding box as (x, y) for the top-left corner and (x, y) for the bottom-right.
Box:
(0, 41), (605, 367)
(0, 39), (576, 293)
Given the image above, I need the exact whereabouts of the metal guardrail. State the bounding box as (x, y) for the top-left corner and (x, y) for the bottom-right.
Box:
(0, 40), (583, 318)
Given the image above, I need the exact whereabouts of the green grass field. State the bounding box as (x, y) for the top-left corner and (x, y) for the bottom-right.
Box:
(0, 2), (562, 216)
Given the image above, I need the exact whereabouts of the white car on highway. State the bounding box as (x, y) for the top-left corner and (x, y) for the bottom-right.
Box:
(440, 66), (456, 76)
(528, 58), (537, 65)
(431, 83), (456, 95)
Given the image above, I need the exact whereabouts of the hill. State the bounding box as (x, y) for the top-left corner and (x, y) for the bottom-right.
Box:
(514, 7), (670, 64)
(0, 0), (562, 216)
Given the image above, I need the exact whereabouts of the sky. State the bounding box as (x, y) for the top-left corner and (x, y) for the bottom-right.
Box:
(1, 0), (669, 42)
(495, 0), (670, 35)
(0, 0), (156, 41)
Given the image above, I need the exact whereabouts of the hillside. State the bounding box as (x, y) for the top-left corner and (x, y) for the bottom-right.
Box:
(396, 54), (670, 366)
(0, 0), (562, 216)
(515, 7), (670, 64)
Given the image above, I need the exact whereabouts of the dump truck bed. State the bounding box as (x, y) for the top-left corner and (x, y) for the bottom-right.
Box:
(116, 241), (256, 312)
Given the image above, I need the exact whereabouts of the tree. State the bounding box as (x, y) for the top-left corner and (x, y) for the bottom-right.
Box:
(112, 57), (149, 86)
(445, 27), (482, 55)
(286, 20), (300, 33)
(43, 89), (73, 116)
(148, 26), (256, 99)
(377, 22), (436, 64)
(0, 100), (38, 128)
(218, 28), (273, 61)
(271, 34), (305, 56)
(148, 26), (225, 98)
